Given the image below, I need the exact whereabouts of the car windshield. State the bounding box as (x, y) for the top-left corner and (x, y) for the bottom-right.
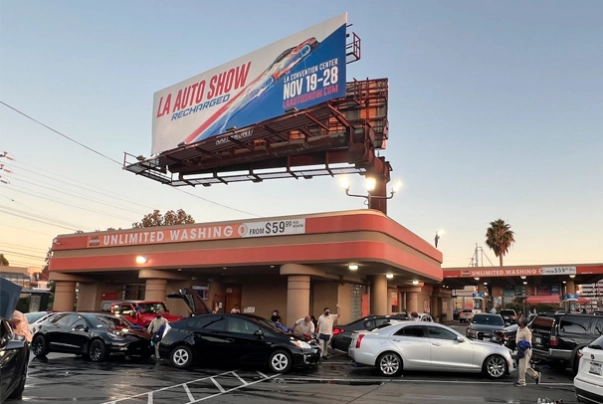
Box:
(473, 315), (504, 326)
(137, 303), (168, 315)
(588, 336), (603, 349)
(86, 315), (133, 329)
(25, 312), (47, 323)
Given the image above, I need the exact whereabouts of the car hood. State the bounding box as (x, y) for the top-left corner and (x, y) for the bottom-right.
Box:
(469, 338), (511, 352)
(470, 323), (505, 332)
(167, 288), (211, 316)
(0, 278), (23, 320)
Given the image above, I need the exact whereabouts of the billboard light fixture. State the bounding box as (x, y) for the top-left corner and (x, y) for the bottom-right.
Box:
(178, 142), (186, 147)
(285, 107), (298, 114)
(226, 126), (237, 132)
(136, 155), (145, 161)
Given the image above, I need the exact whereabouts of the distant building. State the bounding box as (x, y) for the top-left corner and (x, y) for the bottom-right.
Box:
(578, 281), (603, 310)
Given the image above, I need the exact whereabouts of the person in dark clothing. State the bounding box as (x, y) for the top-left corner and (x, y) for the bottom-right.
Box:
(270, 310), (281, 323)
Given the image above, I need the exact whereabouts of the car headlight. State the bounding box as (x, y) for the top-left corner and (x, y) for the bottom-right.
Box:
(291, 340), (311, 349)
(107, 332), (126, 340)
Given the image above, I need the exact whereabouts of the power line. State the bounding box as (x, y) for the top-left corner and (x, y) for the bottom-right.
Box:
(0, 249), (46, 260)
(0, 242), (48, 253)
(8, 175), (146, 215)
(0, 208), (83, 231)
(1, 194), (49, 217)
(0, 204), (88, 230)
(8, 161), (162, 211)
(1, 101), (262, 217)
(1, 186), (136, 222)
(0, 222), (56, 236)
(0, 101), (122, 165)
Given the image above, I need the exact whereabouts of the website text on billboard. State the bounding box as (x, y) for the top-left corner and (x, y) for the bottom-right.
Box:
(152, 13), (348, 155)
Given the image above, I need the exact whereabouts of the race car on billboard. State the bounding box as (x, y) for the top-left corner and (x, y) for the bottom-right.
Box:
(184, 38), (320, 144)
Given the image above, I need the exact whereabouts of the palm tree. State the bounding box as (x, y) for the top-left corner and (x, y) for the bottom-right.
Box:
(485, 219), (516, 267)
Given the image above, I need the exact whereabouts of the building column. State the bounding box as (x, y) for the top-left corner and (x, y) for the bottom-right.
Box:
(566, 280), (575, 295)
(145, 279), (168, 301)
(370, 275), (388, 315)
(287, 275), (311, 326)
(406, 292), (418, 313)
(54, 281), (76, 311)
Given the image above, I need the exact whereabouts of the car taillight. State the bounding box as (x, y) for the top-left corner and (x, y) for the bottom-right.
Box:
(356, 334), (365, 348)
(333, 328), (343, 335)
(550, 336), (558, 347)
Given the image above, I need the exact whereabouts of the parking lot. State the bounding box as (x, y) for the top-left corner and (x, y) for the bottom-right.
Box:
(15, 348), (579, 404)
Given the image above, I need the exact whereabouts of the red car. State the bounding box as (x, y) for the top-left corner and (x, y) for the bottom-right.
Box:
(110, 301), (183, 327)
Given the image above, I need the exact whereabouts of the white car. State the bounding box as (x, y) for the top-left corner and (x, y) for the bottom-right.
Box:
(574, 335), (603, 403)
(349, 321), (515, 379)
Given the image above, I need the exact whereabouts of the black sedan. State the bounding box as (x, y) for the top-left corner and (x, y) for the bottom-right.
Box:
(0, 278), (30, 401)
(331, 314), (409, 352)
(158, 313), (320, 373)
(465, 313), (506, 341)
(31, 312), (152, 362)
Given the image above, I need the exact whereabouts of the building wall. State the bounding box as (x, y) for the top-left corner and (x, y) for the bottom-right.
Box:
(337, 282), (353, 324)
(241, 277), (287, 324)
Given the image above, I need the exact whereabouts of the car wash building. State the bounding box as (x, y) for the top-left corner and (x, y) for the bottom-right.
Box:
(48, 210), (451, 325)
(443, 264), (603, 313)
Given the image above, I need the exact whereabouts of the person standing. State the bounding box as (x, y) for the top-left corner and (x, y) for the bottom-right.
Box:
(515, 317), (541, 386)
(231, 305), (241, 314)
(316, 305), (340, 359)
(270, 310), (281, 323)
(410, 312), (420, 322)
(147, 310), (169, 360)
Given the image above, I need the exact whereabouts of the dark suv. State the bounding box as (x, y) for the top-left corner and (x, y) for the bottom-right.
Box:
(530, 314), (603, 374)
(331, 313), (409, 352)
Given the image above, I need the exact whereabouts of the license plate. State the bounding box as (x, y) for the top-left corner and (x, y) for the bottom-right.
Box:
(534, 337), (542, 344)
(589, 362), (602, 376)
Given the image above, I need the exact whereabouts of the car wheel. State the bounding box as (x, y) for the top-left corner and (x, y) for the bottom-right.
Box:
(31, 334), (48, 357)
(171, 345), (193, 369)
(484, 355), (507, 379)
(268, 350), (292, 373)
(88, 339), (106, 362)
(7, 362), (27, 399)
(377, 352), (403, 377)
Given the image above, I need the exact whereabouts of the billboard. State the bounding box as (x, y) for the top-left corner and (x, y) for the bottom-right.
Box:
(152, 13), (348, 155)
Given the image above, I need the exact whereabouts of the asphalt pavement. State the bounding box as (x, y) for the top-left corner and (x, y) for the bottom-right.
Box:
(14, 347), (578, 404)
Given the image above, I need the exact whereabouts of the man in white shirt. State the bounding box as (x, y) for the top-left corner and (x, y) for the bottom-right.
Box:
(316, 304), (340, 359)
(231, 305), (241, 314)
(294, 316), (315, 335)
(147, 310), (169, 360)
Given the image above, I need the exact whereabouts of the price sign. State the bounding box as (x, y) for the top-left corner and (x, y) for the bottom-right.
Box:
(539, 266), (577, 276)
(238, 219), (306, 238)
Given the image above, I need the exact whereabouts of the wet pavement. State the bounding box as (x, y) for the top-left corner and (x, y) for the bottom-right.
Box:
(13, 349), (579, 404)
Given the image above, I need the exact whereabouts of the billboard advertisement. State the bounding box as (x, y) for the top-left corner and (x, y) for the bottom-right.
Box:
(152, 13), (348, 155)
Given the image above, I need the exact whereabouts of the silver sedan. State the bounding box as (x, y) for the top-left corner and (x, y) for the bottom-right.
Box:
(348, 322), (516, 379)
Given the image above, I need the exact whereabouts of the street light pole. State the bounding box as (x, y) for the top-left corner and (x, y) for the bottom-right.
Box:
(340, 176), (402, 209)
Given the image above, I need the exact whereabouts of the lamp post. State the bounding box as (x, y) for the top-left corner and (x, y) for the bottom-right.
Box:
(339, 176), (402, 208)
(435, 230), (444, 248)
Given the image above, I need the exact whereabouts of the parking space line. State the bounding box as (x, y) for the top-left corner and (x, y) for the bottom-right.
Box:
(185, 374), (279, 403)
(232, 371), (249, 385)
(256, 370), (268, 378)
(183, 384), (195, 402)
(274, 376), (574, 386)
(210, 377), (226, 393)
(101, 370), (236, 404)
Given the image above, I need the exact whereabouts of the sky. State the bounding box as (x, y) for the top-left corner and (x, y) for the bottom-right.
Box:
(0, 0), (602, 269)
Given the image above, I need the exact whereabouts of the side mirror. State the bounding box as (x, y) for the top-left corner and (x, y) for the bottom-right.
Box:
(457, 336), (465, 343)
(74, 324), (88, 332)
(254, 329), (264, 339)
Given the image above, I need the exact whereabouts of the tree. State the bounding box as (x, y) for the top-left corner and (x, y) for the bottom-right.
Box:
(485, 219), (516, 267)
(0, 253), (9, 266)
(132, 209), (195, 228)
(39, 248), (52, 282)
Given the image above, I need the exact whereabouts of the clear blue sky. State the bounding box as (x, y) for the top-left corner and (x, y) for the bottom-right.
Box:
(1, 0), (602, 268)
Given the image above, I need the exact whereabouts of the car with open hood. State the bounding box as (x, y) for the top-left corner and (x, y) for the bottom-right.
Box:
(0, 278), (30, 401)
(31, 312), (152, 362)
(161, 289), (320, 372)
